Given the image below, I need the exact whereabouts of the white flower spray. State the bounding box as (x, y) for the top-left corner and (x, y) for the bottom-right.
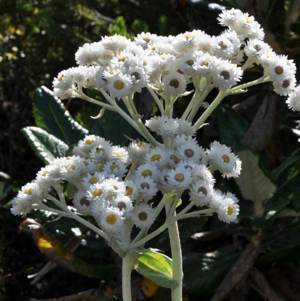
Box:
(12, 8), (299, 301)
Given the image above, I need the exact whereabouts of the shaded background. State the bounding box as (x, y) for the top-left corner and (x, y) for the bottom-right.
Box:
(1, 0), (300, 300)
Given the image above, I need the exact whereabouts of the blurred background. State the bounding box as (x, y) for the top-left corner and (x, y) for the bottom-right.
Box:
(1, 0), (300, 300)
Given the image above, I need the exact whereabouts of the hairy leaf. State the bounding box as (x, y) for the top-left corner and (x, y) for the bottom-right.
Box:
(22, 126), (68, 163)
(33, 86), (88, 145)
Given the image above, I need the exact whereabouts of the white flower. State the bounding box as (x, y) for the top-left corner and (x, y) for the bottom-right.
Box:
(90, 139), (112, 160)
(112, 195), (133, 212)
(104, 70), (133, 99)
(135, 177), (158, 201)
(286, 86), (300, 111)
(218, 8), (264, 40)
(272, 77), (296, 96)
(176, 140), (207, 164)
(146, 117), (194, 138)
(52, 66), (98, 99)
(211, 58), (243, 90)
(192, 164), (215, 185)
(86, 183), (105, 202)
(216, 192), (240, 223)
(100, 178), (126, 201)
(172, 32), (197, 53)
(82, 172), (106, 189)
(176, 51), (196, 75)
(101, 35), (130, 53)
(208, 141), (241, 178)
(20, 182), (42, 200)
(73, 190), (91, 215)
(75, 135), (106, 158)
(100, 207), (124, 232)
(103, 159), (128, 178)
(189, 180), (214, 207)
(265, 54), (296, 82)
(193, 52), (215, 77)
(146, 147), (169, 167)
(11, 195), (33, 216)
(128, 141), (150, 161)
(164, 162), (193, 190)
(36, 165), (60, 188)
(174, 135), (208, 164)
(162, 71), (187, 97)
(212, 35), (236, 60)
(60, 156), (85, 180)
(195, 32), (214, 52)
(75, 42), (107, 65)
(244, 39), (272, 62)
(124, 180), (138, 200)
(111, 146), (129, 163)
(134, 32), (159, 48)
(131, 204), (154, 228)
(135, 163), (159, 179)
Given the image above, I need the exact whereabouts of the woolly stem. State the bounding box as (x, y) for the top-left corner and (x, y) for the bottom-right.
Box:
(192, 76), (270, 130)
(122, 253), (133, 301)
(147, 86), (164, 114)
(193, 90), (227, 130)
(166, 202), (183, 301)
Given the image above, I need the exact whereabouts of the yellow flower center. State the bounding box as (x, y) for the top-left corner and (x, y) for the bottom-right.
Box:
(126, 186), (134, 196)
(89, 176), (98, 184)
(113, 80), (125, 90)
(222, 154), (230, 163)
(151, 154), (161, 162)
(84, 138), (94, 145)
(24, 187), (33, 195)
(227, 206), (234, 216)
(111, 162), (119, 171)
(92, 188), (103, 198)
(142, 170), (152, 177)
(106, 213), (118, 225)
(175, 173), (184, 182)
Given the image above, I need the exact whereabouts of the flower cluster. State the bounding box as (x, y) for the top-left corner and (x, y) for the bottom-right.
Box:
(53, 8), (299, 108)
(12, 8), (300, 255)
(12, 123), (241, 246)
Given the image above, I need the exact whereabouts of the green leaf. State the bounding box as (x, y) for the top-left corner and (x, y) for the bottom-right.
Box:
(184, 249), (238, 297)
(272, 149), (300, 180)
(216, 106), (248, 150)
(76, 104), (136, 145)
(235, 150), (276, 216)
(134, 249), (177, 289)
(33, 86), (88, 145)
(22, 126), (69, 163)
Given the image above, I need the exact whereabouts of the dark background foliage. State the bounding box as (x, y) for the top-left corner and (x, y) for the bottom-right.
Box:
(1, 0), (300, 300)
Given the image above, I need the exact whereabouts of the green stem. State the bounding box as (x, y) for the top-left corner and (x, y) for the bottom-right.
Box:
(193, 90), (227, 130)
(130, 222), (168, 249)
(122, 253), (133, 301)
(78, 91), (114, 111)
(192, 76), (270, 130)
(132, 193), (171, 245)
(166, 202), (183, 301)
(99, 89), (159, 145)
(124, 96), (161, 146)
(187, 87), (212, 122)
(229, 76), (269, 93)
(147, 86), (164, 114)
